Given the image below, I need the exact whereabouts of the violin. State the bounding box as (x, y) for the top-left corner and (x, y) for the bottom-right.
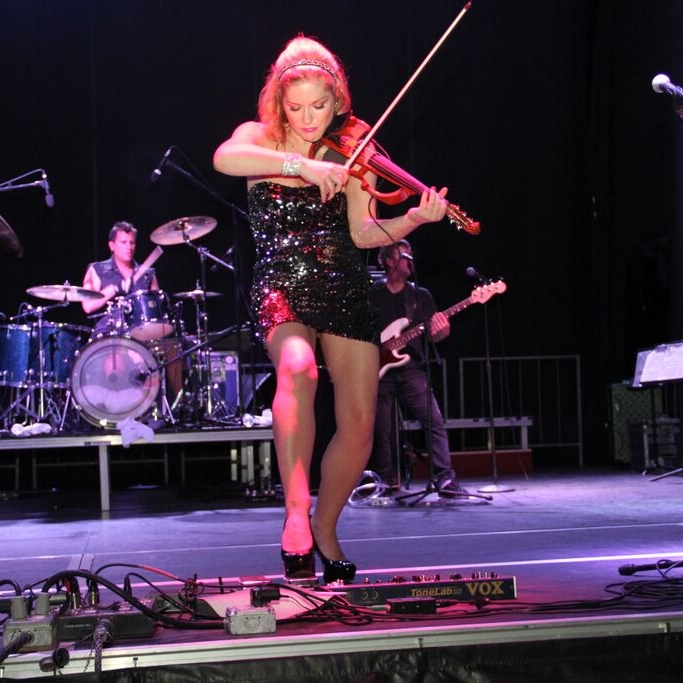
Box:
(312, 114), (480, 236)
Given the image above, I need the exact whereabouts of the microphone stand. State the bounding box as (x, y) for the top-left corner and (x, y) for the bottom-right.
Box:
(393, 316), (440, 506)
(0, 168), (47, 194)
(393, 261), (490, 506)
(477, 293), (514, 494)
(152, 150), (258, 420)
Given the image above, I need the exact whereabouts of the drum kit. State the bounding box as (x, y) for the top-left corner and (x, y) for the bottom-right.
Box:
(0, 216), (253, 433)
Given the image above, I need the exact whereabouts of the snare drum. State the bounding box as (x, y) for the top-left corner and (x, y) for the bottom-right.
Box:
(125, 290), (175, 342)
(0, 323), (88, 387)
(70, 336), (160, 428)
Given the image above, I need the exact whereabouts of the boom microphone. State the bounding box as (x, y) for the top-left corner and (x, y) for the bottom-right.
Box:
(132, 370), (150, 385)
(40, 171), (55, 208)
(150, 147), (173, 183)
(465, 266), (492, 282)
(652, 74), (683, 99)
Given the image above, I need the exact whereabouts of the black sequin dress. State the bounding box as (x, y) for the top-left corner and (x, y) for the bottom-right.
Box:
(247, 182), (379, 345)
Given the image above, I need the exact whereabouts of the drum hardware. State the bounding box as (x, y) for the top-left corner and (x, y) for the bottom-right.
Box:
(63, 330), (234, 431)
(149, 213), (254, 424)
(0, 293), (89, 430)
(123, 290), (176, 342)
(89, 290), (178, 342)
(0, 167), (57, 259)
(0, 286), (94, 432)
(165, 228), (241, 423)
(159, 326), (247, 427)
(68, 336), (162, 430)
(17, 283), (100, 428)
(101, 297), (132, 338)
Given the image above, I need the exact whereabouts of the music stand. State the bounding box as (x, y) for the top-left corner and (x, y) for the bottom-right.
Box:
(631, 341), (683, 481)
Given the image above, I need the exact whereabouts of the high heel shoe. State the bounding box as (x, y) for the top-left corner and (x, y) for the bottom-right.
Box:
(281, 548), (316, 581)
(313, 543), (356, 584)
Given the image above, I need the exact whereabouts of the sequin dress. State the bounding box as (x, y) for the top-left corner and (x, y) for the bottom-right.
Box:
(248, 182), (379, 344)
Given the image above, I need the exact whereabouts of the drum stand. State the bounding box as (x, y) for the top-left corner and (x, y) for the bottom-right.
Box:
(174, 220), (248, 426)
(182, 278), (239, 426)
(0, 304), (69, 431)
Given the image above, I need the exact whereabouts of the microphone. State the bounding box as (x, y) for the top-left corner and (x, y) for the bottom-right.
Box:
(40, 171), (55, 208)
(652, 74), (683, 99)
(466, 266), (493, 282)
(150, 147), (173, 183)
(618, 559), (679, 576)
(399, 252), (413, 261)
(132, 370), (150, 385)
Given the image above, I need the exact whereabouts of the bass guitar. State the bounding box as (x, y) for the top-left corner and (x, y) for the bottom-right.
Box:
(379, 279), (507, 378)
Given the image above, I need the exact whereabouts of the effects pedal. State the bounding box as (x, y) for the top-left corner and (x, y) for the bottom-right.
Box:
(341, 573), (517, 607)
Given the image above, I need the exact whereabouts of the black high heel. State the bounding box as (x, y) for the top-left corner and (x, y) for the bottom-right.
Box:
(281, 548), (316, 581)
(313, 543), (356, 584)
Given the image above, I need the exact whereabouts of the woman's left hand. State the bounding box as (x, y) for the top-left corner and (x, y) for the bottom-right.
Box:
(406, 187), (449, 226)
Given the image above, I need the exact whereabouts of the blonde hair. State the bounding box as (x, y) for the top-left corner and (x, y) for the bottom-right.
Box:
(258, 35), (352, 144)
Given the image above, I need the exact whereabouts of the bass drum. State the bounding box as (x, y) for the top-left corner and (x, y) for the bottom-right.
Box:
(70, 336), (160, 428)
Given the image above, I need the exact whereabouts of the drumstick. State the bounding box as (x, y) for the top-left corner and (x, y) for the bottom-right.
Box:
(132, 245), (164, 286)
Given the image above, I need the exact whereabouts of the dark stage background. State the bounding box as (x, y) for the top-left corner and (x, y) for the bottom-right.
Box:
(1, 0), (682, 467)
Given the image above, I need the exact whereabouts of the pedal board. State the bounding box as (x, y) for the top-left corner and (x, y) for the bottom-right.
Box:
(340, 574), (517, 607)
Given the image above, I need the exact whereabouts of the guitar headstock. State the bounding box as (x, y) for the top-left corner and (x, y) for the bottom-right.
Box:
(471, 279), (507, 304)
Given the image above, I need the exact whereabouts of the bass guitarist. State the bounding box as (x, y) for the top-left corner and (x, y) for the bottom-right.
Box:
(370, 239), (470, 498)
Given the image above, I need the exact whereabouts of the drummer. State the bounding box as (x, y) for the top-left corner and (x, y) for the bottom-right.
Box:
(82, 221), (159, 335)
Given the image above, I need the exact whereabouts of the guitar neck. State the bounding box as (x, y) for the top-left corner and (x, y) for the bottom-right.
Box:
(383, 296), (474, 351)
(441, 297), (474, 320)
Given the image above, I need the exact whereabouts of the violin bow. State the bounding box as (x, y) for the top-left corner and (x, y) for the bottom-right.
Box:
(344, 1), (473, 171)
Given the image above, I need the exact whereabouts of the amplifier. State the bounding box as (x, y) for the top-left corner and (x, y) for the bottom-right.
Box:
(209, 351), (240, 412)
(341, 575), (516, 607)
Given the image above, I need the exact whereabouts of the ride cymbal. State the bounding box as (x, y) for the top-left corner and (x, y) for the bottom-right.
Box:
(150, 216), (217, 245)
(27, 284), (104, 302)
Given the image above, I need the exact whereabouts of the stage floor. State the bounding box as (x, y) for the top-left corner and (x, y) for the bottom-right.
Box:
(1, 467), (683, 680)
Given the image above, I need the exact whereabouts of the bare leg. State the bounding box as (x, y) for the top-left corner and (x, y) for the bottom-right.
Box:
(311, 334), (379, 561)
(266, 323), (318, 554)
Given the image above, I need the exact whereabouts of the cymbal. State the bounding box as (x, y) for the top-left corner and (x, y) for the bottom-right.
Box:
(150, 216), (217, 245)
(27, 284), (104, 302)
(0, 214), (23, 259)
(173, 288), (223, 300)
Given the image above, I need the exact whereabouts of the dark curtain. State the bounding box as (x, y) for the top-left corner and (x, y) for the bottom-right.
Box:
(1, 0), (682, 465)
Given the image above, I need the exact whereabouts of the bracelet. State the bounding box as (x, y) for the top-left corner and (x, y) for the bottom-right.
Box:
(281, 152), (302, 177)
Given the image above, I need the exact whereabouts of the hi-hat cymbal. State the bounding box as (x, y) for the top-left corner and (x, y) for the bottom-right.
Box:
(150, 216), (217, 245)
(27, 284), (104, 302)
(173, 289), (223, 300)
(0, 214), (23, 259)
